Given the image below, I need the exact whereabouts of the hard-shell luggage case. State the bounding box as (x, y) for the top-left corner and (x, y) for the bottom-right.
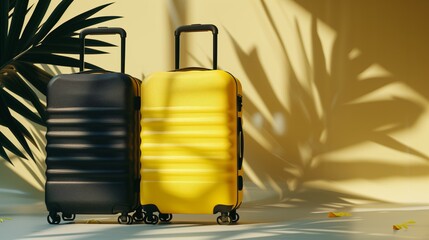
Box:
(45, 27), (142, 225)
(140, 24), (244, 225)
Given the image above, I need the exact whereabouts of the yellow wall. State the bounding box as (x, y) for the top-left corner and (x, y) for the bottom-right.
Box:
(4, 0), (429, 212)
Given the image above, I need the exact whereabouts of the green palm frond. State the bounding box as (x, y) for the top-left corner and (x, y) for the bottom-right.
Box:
(0, 0), (120, 163)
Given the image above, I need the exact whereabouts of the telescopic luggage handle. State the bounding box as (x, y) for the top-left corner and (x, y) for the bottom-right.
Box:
(80, 27), (126, 73)
(174, 24), (218, 70)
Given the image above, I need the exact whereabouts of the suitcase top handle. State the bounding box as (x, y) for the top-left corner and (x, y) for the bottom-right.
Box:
(174, 24), (218, 70)
(79, 27), (126, 73)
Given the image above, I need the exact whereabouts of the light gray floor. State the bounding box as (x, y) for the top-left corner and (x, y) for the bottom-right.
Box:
(1, 203), (428, 240)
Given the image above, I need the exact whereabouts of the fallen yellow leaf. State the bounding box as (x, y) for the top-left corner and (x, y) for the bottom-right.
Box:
(328, 212), (352, 218)
(393, 220), (416, 230)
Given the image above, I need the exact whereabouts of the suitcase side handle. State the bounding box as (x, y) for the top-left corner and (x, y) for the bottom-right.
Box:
(79, 27), (126, 73)
(174, 24), (218, 70)
(238, 117), (244, 170)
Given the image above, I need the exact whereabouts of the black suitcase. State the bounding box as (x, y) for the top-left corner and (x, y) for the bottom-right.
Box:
(45, 27), (142, 224)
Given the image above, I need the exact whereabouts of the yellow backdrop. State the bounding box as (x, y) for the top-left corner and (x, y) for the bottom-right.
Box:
(2, 0), (429, 214)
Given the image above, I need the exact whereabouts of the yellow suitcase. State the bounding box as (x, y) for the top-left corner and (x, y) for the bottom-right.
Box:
(140, 24), (244, 225)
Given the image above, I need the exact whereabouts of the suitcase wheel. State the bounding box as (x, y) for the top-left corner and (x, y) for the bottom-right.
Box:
(62, 213), (76, 221)
(159, 213), (173, 223)
(132, 211), (145, 222)
(230, 212), (240, 223)
(47, 212), (61, 224)
(216, 212), (233, 225)
(117, 215), (133, 225)
(143, 213), (159, 224)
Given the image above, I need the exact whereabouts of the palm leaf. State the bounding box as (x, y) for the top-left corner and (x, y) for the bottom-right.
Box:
(44, 2), (115, 40)
(2, 90), (44, 125)
(31, 0), (73, 46)
(1, 128), (28, 160)
(46, 16), (122, 39)
(11, 61), (51, 95)
(43, 36), (116, 47)
(17, 0), (51, 53)
(19, 53), (99, 69)
(0, 0), (9, 64)
(0, 88), (34, 159)
(1, 68), (47, 121)
(30, 44), (108, 55)
(11, 112), (37, 145)
(6, 0), (28, 59)
(8, 0), (16, 10)
(1, 68), (31, 101)
(0, 145), (13, 164)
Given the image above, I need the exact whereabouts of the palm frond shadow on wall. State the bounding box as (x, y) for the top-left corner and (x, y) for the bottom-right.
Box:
(227, 1), (425, 208)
